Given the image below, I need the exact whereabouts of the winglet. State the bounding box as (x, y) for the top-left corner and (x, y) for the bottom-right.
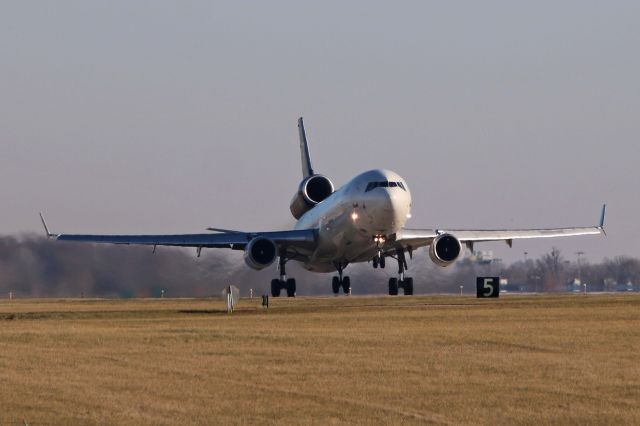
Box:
(599, 204), (607, 234)
(298, 117), (314, 178)
(39, 212), (58, 238)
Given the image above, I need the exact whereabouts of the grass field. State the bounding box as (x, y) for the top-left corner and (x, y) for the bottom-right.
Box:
(1, 294), (639, 425)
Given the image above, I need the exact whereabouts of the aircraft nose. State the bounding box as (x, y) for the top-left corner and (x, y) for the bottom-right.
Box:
(361, 187), (411, 234)
(386, 187), (411, 221)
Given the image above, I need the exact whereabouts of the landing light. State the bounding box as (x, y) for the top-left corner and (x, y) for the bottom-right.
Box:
(406, 213), (412, 219)
(351, 212), (359, 221)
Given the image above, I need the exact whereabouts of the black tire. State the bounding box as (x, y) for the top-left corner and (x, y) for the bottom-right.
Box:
(380, 256), (386, 268)
(286, 278), (296, 297)
(271, 279), (281, 297)
(388, 278), (398, 295)
(332, 276), (340, 294)
(404, 277), (414, 296)
(342, 276), (351, 294)
(373, 258), (378, 269)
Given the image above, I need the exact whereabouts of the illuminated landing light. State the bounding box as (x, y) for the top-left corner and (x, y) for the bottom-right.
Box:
(351, 212), (359, 221)
(406, 213), (412, 219)
(373, 235), (386, 244)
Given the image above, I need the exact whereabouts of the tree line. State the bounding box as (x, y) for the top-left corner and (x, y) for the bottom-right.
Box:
(1, 235), (638, 297)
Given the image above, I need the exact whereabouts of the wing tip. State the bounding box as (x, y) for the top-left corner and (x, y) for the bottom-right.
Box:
(599, 204), (607, 235)
(39, 212), (58, 238)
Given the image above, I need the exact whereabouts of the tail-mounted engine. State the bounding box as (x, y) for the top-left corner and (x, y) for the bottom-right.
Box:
(244, 237), (277, 270)
(429, 233), (462, 267)
(289, 174), (334, 219)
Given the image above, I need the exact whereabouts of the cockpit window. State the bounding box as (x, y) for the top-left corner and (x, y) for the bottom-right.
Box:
(365, 181), (407, 192)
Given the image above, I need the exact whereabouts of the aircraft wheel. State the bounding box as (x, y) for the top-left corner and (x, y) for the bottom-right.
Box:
(373, 258), (378, 268)
(332, 276), (340, 294)
(342, 276), (351, 294)
(403, 277), (414, 296)
(388, 278), (398, 296)
(286, 278), (296, 297)
(380, 257), (386, 268)
(271, 279), (281, 297)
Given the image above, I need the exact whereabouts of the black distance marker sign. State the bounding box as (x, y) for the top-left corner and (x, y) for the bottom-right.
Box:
(477, 277), (500, 298)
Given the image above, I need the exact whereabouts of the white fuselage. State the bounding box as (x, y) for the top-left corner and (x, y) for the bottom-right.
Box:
(294, 169), (412, 272)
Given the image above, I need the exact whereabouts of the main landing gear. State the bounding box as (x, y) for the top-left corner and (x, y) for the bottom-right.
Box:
(388, 248), (413, 296)
(271, 256), (296, 297)
(332, 262), (351, 295)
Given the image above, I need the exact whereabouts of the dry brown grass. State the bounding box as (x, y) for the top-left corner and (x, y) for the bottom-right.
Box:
(1, 294), (639, 425)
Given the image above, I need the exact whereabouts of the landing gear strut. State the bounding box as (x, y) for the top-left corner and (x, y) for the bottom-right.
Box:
(388, 248), (413, 296)
(271, 256), (296, 297)
(332, 262), (351, 295)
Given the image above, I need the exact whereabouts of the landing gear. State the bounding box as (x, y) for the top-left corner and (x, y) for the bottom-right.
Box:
(372, 239), (386, 269)
(332, 276), (340, 294)
(271, 278), (296, 297)
(388, 248), (413, 296)
(342, 276), (351, 294)
(372, 254), (386, 269)
(332, 262), (351, 295)
(389, 276), (414, 295)
(388, 277), (398, 295)
(271, 256), (296, 297)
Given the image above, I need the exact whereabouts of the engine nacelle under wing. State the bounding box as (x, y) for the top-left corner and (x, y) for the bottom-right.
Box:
(429, 233), (462, 267)
(289, 174), (334, 219)
(244, 237), (278, 270)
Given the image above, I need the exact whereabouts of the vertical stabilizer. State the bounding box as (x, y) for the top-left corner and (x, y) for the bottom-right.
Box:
(298, 117), (314, 178)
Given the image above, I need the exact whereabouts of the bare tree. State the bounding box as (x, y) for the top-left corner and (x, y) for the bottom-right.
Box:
(536, 247), (566, 292)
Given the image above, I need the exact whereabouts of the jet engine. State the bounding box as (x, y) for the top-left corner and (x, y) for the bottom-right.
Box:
(244, 237), (278, 270)
(289, 174), (334, 219)
(429, 233), (462, 267)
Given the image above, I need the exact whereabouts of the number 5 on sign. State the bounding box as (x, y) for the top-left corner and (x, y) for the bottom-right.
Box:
(476, 277), (500, 298)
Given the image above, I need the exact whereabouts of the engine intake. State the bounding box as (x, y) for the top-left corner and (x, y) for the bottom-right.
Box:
(289, 174), (334, 219)
(429, 233), (462, 267)
(244, 237), (277, 270)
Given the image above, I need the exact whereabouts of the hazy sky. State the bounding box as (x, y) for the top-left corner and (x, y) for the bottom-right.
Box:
(1, 1), (638, 264)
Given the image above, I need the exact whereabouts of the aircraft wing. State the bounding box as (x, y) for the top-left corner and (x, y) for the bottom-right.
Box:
(39, 214), (317, 256)
(392, 205), (606, 251)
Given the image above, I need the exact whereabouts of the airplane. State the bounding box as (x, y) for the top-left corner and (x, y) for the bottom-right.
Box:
(39, 118), (606, 297)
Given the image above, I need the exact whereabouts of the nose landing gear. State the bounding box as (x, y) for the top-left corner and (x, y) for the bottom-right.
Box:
(372, 252), (385, 269)
(372, 235), (386, 269)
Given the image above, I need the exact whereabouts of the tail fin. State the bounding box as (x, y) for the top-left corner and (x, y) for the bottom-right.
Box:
(298, 117), (314, 178)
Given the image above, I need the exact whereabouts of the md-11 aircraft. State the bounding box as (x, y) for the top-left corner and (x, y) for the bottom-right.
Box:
(40, 118), (606, 297)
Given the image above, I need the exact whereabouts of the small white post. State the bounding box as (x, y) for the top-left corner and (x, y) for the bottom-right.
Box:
(459, 285), (463, 296)
(250, 288), (253, 299)
(583, 283), (587, 295)
(160, 289), (165, 299)
(9, 291), (13, 300)
(227, 290), (233, 313)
